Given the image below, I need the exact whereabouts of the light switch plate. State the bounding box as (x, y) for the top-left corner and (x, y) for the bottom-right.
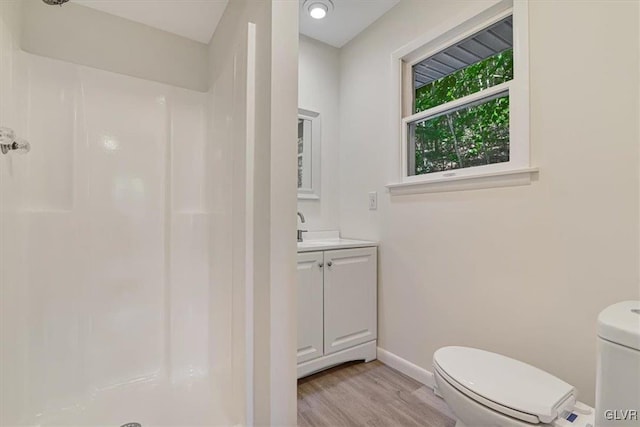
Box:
(368, 191), (377, 210)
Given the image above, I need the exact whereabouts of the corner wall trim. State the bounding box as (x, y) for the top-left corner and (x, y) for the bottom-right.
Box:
(377, 347), (435, 389)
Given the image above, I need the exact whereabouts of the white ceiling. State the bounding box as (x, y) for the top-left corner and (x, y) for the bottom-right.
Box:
(71, 0), (397, 48)
(299, 0), (400, 48)
(72, 0), (229, 44)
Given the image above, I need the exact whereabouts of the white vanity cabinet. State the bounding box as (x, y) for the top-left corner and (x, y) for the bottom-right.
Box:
(296, 251), (324, 363)
(296, 245), (377, 378)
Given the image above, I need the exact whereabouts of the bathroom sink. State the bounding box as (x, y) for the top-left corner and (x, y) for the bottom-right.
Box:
(297, 232), (377, 252)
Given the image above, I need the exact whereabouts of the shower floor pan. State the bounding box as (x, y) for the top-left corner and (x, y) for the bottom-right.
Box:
(27, 376), (232, 427)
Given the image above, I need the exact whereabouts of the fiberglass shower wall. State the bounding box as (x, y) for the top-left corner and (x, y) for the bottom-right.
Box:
(0, 1), (29, 423)
(0, 11), (236, 427)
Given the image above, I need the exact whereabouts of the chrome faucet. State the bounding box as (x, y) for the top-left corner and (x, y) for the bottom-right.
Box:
(297, 212), (307, 242)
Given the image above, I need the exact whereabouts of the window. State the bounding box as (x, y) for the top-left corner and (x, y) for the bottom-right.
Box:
(391, 1), (533, 193)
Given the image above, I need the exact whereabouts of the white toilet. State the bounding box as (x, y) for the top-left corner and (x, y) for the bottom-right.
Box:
(595, 301), (640, 426)
(433, 301), (640, 427)
(433, 346), (594, 427)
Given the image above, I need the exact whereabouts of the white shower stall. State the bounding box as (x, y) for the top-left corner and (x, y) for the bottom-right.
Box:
(0, 1), (298, 426)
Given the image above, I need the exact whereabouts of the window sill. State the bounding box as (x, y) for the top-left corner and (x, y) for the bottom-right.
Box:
(386, 167), (539, 195)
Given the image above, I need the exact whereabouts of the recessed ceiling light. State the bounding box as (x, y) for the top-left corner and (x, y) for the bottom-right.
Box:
(309, 4), (327, 19)
(304, 0), (334, 20)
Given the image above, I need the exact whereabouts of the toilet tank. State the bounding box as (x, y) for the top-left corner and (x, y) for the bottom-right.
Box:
(596, 301), (640, 426)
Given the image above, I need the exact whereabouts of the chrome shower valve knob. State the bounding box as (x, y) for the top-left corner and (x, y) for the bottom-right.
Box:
(0, 127), (30, 155)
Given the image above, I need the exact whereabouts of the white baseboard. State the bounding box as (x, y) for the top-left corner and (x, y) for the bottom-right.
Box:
(377, 347), (435, 389)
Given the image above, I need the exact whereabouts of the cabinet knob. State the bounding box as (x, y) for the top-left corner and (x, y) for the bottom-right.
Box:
(327, 261), (333, 267)
(318, 262), (324, 268)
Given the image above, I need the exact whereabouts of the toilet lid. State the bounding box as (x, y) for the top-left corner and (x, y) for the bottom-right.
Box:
(598, 300), (640, 351)
(433, 347), (576, 424)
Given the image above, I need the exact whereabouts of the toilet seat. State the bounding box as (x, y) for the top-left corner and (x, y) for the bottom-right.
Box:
(433, 347), (577, 424)
(435, 361), (541, 424)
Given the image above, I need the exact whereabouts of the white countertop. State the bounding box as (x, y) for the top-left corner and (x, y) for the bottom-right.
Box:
(297, 231), (378, 253)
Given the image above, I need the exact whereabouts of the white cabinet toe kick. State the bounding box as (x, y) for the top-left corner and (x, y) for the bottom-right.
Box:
(297, 341), (377, 379)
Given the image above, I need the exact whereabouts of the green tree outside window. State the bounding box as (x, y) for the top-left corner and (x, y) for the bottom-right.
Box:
(411, 49), (513, 175)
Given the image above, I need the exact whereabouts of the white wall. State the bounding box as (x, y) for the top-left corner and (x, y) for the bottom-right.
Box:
(298, 35), (341, 231)
(270, 2), (299, 424)
(20, 0), (209, 91)
(339, 0), (640, 405)
(208, 1), (298, 425)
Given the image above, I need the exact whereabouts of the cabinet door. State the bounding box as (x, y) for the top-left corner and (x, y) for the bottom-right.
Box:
(297, 251), (324, 363)
(323, 247), (377, 355)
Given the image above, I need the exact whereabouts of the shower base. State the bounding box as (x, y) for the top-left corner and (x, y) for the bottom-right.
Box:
(27, 375), (232, 427)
